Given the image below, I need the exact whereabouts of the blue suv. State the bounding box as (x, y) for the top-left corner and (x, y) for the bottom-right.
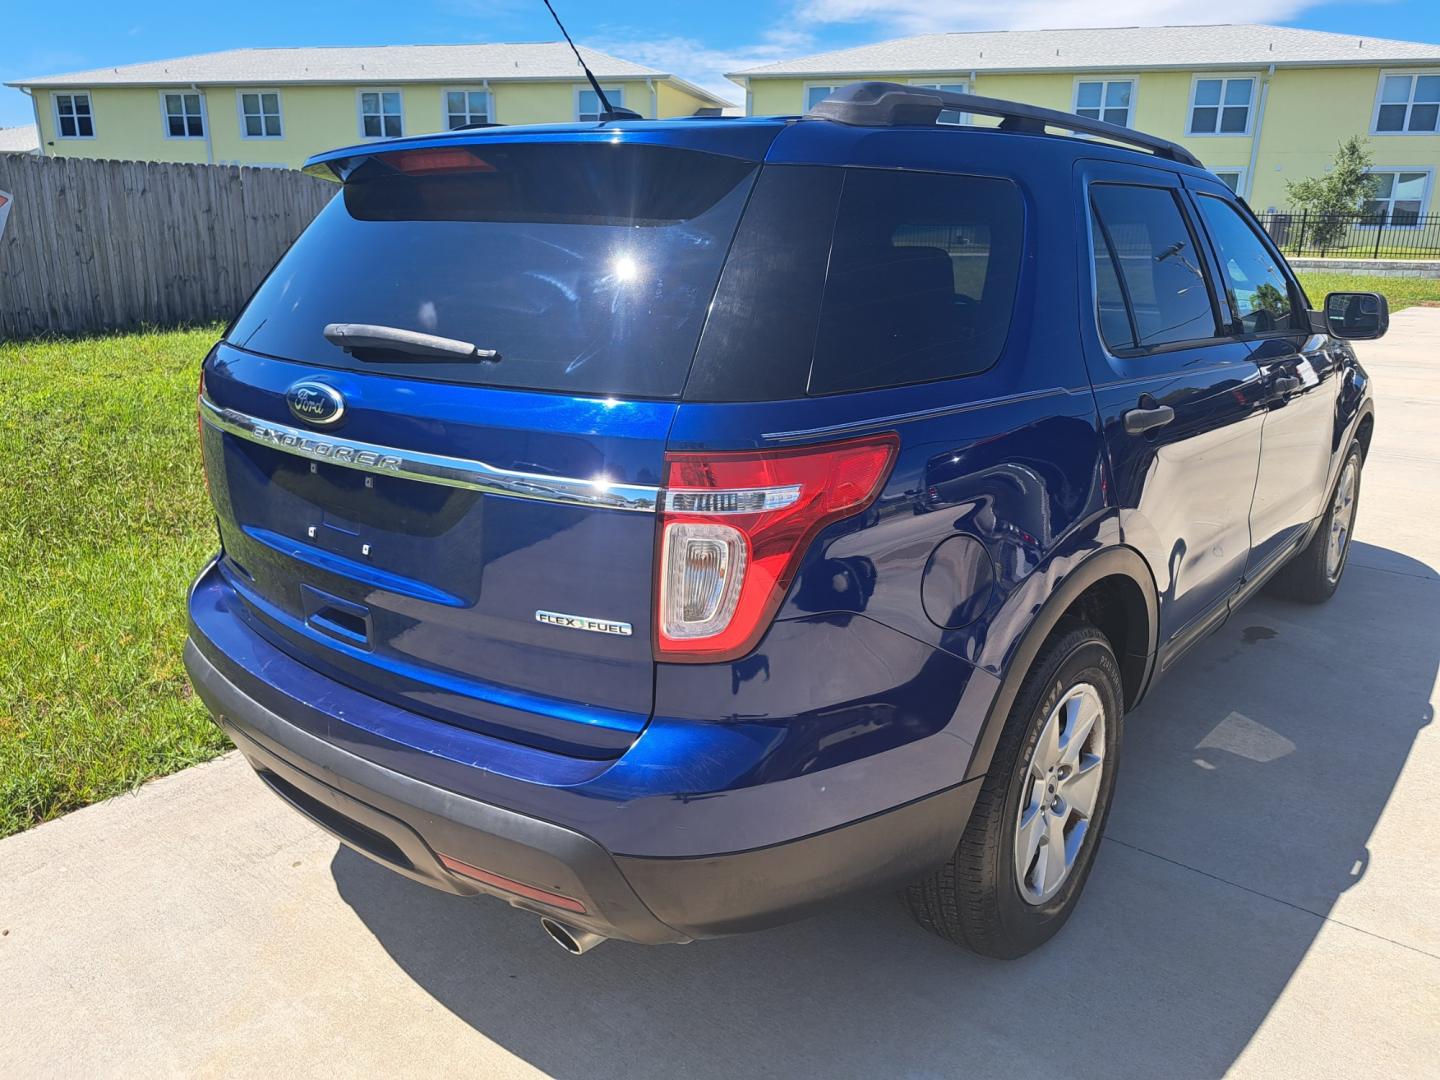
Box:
(186, 83), (1385, 958)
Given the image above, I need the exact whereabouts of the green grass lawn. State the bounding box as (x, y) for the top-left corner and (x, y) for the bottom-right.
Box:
(1296, 271), (1440, 312)
(0, 326), (229, 837)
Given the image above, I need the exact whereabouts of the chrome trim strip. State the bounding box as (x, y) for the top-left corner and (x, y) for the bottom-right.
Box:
(761, 386), (1079, 442)
(662, 484), (801, 514)
(199, 397), (659, 513)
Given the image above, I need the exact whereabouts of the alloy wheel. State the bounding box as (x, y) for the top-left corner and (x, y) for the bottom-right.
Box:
(1014, 683), (1107, 906)
(1325, 458), (1359, 583)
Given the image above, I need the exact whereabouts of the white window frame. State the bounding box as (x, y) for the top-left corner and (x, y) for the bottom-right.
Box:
(575, 85), (624, 122)
(1360, 167), (1433, 228)
(159, 89), (207, 140)
(1072, 77), (1136, 128)
(1370, 70), (1440, 136)
(52, 90), (96, 140)
(1211, 167), (1248, 195)
(1186, 74), (1259, 137)
(908, 80), (969, 125)
(442, 87), (493, 130)
(803, 82), (841, 112)
(236, 90), (284, 140)
(357, 88), (405, 140)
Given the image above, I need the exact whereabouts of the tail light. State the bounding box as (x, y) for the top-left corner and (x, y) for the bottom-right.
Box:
(656, 433), (899, 662)
(386, 148), (497, 175)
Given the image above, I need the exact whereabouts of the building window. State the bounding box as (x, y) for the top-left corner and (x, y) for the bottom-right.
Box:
(1075, 80), (1134, 127)
(577, 87), (623, 122)
(239, 92), (283, 138)
(1189, 77), (1255, 135)
(445, 89), (492, 129)
(1363, 170), (1430, 225)
(910, 82), (969, 125)
(54, 92), (94, 138)
(360, 90), (404, 138)
(1213, 168), (1246, 194)
(804, 85), (838, 111)
(1374, 74), (1440, 134)
(163, 92), (205, 138)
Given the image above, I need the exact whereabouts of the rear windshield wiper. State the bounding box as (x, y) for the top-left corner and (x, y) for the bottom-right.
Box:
(323, 323), (500, 362)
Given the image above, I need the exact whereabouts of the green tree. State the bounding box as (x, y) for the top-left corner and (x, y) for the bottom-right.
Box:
(1285, 136), (1381, 252)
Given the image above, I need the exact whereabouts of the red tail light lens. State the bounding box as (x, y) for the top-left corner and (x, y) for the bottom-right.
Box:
(437, 854), (587, 914)
(656, 433), (899, 662)
(386, 148), (497, 175)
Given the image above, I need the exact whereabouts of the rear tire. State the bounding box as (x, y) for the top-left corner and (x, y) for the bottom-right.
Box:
(1266, 440), (1363, 604)
(905, 623), (1123, 958)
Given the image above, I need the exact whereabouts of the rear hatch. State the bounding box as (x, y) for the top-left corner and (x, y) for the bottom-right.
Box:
(200, 130), (772, 758)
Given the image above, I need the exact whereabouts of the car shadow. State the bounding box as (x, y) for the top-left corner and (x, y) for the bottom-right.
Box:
(332, 540), (1435, 1079)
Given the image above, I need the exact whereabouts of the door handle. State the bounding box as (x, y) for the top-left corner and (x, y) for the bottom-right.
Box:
(1124, 403), (1176, 435)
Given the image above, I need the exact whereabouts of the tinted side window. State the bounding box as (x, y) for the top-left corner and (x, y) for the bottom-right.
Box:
(684, 166), (844, 402)
(1092, 223), (1135, 351)
(1194, 195), (1298, 334)
(808, 169), (1023, 394)
(1090, 184), (1220, 351)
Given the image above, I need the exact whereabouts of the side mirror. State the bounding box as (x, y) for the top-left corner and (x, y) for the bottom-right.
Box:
(1323, 291), (1390, 341)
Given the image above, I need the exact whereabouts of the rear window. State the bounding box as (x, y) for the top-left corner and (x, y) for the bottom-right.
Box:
(226, 143), (758, 399)
(684, 165), (1023, 401)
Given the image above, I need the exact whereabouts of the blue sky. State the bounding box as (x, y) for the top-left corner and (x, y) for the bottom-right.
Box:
(4, 0), (1440, 128)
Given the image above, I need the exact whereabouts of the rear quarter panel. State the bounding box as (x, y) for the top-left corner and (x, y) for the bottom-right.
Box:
(657, 126), (1113, 798)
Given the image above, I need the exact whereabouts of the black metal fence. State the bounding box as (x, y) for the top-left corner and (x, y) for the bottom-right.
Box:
(1255, 210), (1440, 259)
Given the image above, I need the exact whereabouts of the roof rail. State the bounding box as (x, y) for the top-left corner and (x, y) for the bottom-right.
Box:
(805, 81), (1204, 169)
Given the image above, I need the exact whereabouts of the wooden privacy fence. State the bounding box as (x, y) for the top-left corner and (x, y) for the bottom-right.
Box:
(0, 154), (335, 340)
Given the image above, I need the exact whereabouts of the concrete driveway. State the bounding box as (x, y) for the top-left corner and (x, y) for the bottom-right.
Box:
(3, 312), (1438, 1080)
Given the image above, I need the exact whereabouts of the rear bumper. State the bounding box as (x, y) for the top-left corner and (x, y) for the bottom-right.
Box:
(185, 630), (980, 944)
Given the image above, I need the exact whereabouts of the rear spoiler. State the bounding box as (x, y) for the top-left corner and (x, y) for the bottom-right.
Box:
(302, 124), (784, 183)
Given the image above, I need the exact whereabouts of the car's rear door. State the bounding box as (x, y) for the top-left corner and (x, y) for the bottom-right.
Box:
(1077, 159), (1270, 663)
(200, 134), (769, 758)
(1183, 179), (1342, 577)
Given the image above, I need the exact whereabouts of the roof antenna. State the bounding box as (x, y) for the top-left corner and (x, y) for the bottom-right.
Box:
(540, 0), (644, 121)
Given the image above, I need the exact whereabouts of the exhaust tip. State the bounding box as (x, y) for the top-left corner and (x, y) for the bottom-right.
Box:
(540, 916), (606, 955)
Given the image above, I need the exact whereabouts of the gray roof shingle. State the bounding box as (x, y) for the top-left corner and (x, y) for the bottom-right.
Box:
(8, 42), (729, 104)
(729, 23), (1440, 79)
(0, 125), (39, 153)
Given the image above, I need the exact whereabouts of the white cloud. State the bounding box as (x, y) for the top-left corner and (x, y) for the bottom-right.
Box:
(592, 27), (817, 103)
(794, 0), (1318, 35)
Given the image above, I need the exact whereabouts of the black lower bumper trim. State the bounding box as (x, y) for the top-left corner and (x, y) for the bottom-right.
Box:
(185, 638), (686, 944)
(186, 634), (981, 944)
(618, 783), (979, 937)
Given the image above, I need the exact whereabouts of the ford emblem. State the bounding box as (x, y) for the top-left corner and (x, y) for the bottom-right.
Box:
(286, 381), (345, 426)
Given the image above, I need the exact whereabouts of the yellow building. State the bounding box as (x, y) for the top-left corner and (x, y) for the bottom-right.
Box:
(729, 24), (1440, 215)
(8, 43), (730, 171)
